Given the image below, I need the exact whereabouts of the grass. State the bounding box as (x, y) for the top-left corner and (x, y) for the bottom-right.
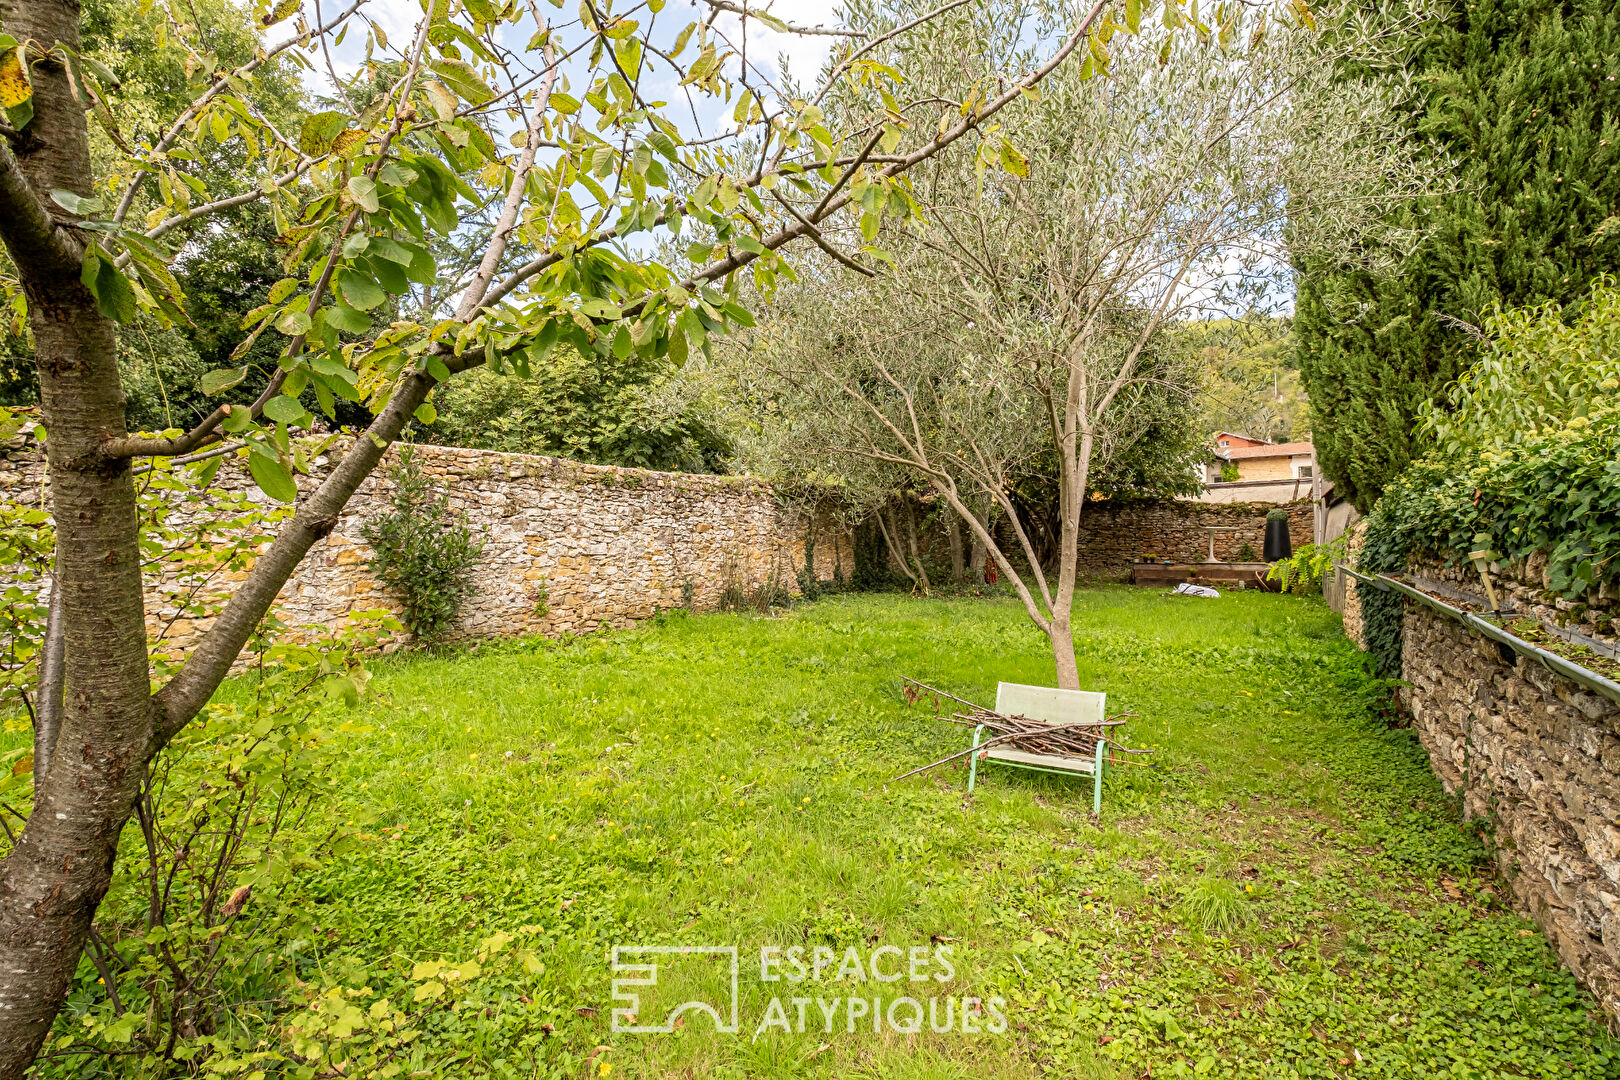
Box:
(40, 588), (1620, 1076)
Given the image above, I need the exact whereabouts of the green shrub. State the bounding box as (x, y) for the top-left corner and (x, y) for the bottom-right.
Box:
(1267, 537), (1348, 595)
(362, 447), (482, 641)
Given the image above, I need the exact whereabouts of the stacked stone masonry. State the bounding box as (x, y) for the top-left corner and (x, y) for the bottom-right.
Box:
(1395, 556), (1620, 1024)
(1067, 498), (1314, 577)
(0, 441), (853, 657)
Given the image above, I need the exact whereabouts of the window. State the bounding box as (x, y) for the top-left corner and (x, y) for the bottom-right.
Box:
(1294, 464), (1314, 479)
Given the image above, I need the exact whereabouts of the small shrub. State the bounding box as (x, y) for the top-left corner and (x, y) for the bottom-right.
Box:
(1267, 536), (1348, 594)
(753, 557), (792, 612)
(362, 447), (482, 641)
(1236, 541), (1257, 562)
(1220, 461), (1240, 482)
(1177, 877), (1256, 934)
(680, 574), (696, 609)
(717, 555), (749, 613)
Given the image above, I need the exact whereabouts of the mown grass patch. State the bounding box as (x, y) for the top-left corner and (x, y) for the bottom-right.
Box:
(30, 587), (1620, 1078)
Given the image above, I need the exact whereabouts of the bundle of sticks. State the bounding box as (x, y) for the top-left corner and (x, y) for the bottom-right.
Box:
(892, 677), (1152, 784)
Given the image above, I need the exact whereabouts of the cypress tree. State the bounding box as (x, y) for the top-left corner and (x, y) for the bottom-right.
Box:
(1295, 0), (1620, 511)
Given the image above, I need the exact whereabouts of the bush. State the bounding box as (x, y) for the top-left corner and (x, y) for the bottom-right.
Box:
(362, 448), (482, 641)
(1356, 280), (1620, 677)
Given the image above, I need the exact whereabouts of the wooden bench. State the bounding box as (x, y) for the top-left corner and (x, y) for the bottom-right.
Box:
(967, 682), (1109, 814)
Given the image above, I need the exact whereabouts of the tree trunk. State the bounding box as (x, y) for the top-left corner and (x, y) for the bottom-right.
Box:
(900, 496), (931, 592)
(945, 505), (965, 583)
(1049, 615), (1080, 690)
(967, 494), (990, 584)
(34, 565), (65, 784)
(873, 506), (916, 584)
(0, 3), (157, 1068)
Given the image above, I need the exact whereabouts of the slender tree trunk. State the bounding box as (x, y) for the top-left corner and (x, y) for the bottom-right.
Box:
(944, 505), (965, 583)
(967, 493), (990, 584)
(901, 496), (931, 592)
(0, 3), (157, 1067)
(874, 507), (916, 584)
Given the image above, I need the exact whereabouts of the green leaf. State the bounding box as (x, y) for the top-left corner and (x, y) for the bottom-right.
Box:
(335, 269), (386, 311)
(667, 321), (688, 368)
(612, 324), (632, 358)
(262, 395), (306, 424)
(429, 59), (495, 105)
(81, 249), (136, 324)
(268, 277), (300, 304)
(414, 402), (438, 424)
(199, 366), (248, 395)
(326, 301), (372, 335)
(248, 451), (299, 503)
(368, 236), (414, 265)
(328, 674), (359, 705)
(347, 175), (380, 213)
(276, 308), (313, 336)
(365, 254), (409, 295)
(1125, 0), (1142, 32)
(49, 189), (103, 216)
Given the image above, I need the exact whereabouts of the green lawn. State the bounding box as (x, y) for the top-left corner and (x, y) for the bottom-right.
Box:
(47, 588), (1620, 1077)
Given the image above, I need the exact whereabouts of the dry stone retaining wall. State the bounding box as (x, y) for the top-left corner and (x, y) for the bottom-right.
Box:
(1390, 556), (1620, 1023)
(0, 442), (851, 656)
(1068, 499), (1314, 578)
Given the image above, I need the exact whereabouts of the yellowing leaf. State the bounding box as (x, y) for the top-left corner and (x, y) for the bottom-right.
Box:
(999, 138), (1029, 179)
(331, 129), (369, 157)
(261, 0), (300, 26)
(0, 45), (32, 128)
(412, 980), (446, 1002)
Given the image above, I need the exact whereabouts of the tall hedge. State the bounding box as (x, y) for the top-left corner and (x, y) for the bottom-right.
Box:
(1295, 0), (1620, 512)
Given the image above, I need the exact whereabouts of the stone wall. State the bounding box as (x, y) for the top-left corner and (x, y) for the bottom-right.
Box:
(1070, 498), (1314, 579)
(0, 442), (851, 656)
(1401, 581), (1620, 1023)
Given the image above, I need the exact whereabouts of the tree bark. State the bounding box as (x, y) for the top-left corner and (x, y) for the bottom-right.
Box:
(944, 504), (965, 583)
(967, 494), (990, 584)
(900, 496), (931, 592)
(873, 506), (916, 584)
(0, 3), (157, 1070)
(34, 563), (65, 784)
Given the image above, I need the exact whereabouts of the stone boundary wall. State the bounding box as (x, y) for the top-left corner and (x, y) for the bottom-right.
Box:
(0, 442), (852, 656)
(1068, 498), (1314, 579)
(1376, 555), (1620, 1023)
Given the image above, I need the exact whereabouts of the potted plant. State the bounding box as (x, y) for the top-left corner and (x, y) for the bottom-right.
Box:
(1263, 508), (1292, 562)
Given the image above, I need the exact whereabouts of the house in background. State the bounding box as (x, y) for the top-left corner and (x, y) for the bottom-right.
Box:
(1197, 432), (1319, 504)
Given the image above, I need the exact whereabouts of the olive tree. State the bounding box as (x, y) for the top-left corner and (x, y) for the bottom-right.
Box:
(729, 0), (1441, 688)
(0, 0), (1132, 1064)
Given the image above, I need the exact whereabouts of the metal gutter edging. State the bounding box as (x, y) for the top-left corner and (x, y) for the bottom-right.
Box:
(1337, 564), (1620, 708)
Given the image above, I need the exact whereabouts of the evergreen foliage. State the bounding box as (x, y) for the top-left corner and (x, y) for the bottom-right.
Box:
(362, 449), (482, 642)
(419, 352), (728, 474)
(1295, 0), (1620, 511)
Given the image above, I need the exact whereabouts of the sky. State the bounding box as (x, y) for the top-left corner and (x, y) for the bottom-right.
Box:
(301, 0), (849, 143)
